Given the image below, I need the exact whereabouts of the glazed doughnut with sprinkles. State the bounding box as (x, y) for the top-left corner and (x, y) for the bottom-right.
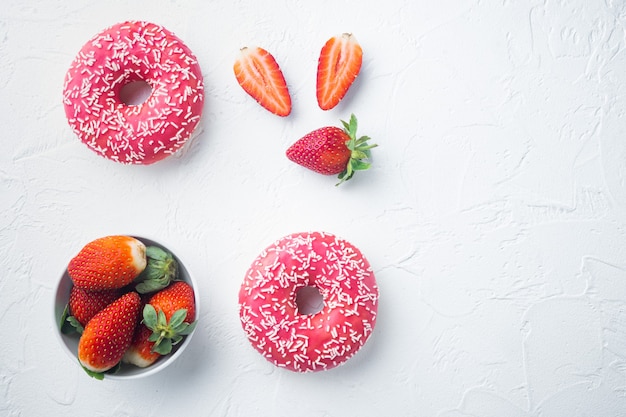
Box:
(62, 21), (204, 164)
(239, 231), (378, 373)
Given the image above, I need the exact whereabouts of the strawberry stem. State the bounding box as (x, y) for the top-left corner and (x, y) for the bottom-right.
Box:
(337, 114), (378, 186)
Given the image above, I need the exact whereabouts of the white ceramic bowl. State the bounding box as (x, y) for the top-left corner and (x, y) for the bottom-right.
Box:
(53, 236), (200, 380)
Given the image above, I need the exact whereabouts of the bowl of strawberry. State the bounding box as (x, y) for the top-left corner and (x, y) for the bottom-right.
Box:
(53, 235), (200, 380)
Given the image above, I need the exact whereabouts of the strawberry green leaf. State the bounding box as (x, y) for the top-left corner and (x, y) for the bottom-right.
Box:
(178, 321), (197, 336)
(352, 150), (368, 160)
(66, 315), (84, 334)
(153, 337), (173, 355)
(171, 321), (191, 336)
(60, 305), (84, 335)
(143, 305), (197, 355)
(135, 246), (178, 294)
(157, 309), (167, 327)
(336, 114), (378, 186)
(60, 304), (77, 334)
(168, 309), (188, 329)
(348, 114), (358, 135)
(81, 364), (104, 380)
(351, 160), (371, 171)
(59, 304), (69, 330)
(147, 245), (169, 261)
(171, 335), (184, 346)
(143, 304), (158, 328)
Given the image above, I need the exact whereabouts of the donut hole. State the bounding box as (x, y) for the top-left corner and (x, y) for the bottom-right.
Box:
(295, 286), (324, 315)
(119, 80), (152, 105)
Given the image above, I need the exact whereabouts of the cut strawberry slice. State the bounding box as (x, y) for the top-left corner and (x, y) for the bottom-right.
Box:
(316, 33), (363, 111)
(233, 46), (292, 117)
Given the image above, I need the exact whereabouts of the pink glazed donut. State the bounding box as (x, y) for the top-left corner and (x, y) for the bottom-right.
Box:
(62, 21), (204, 164)
(239, 231), (378, 372)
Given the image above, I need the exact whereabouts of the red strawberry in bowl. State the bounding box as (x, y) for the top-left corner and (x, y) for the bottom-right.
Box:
(68, 235), (147, 291)
(68, 235), (180, 293)
(123, 281), (197, 367)
(286, 114), (377, 185)
(65, 286), (121, 332)
(77, 291), (141, 378)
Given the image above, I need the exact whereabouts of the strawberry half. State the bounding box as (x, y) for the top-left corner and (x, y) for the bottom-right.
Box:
(286, 114), (377, 185)
(68, 235), (147, 291)
(233, 46), (292, 116)
(66, 286), (121, 332)
(142, 281), (197, 355)
(77, 291), (141, 377)
(316, 33), (363, 110)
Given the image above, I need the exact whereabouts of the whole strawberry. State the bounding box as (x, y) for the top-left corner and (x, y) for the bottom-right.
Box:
(142, 281), (197, 356)
(77, 291), (141, 377)
(286, 114), (377, 185)
(68, 235), (147, 291)
(66, 286), (121, 331)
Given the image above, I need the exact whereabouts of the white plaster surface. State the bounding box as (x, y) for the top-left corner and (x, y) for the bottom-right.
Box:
(2, 0), (626, 416)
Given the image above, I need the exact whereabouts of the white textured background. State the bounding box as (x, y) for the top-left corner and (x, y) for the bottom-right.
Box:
(2, 0), (626, 416)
